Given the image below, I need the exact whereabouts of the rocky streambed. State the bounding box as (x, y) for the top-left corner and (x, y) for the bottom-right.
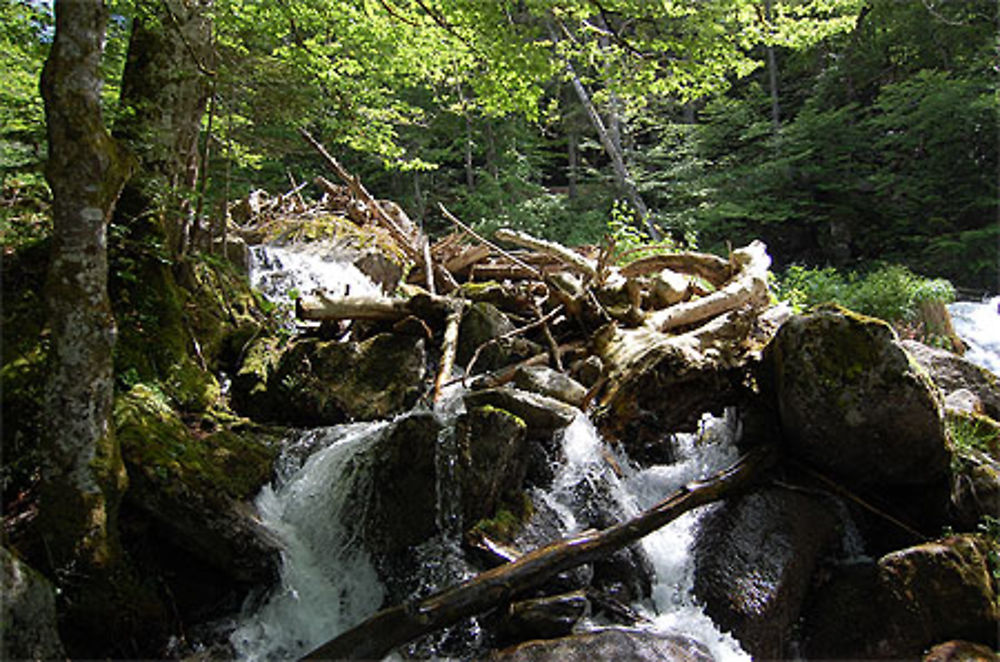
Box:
(3, 221), (998, 661)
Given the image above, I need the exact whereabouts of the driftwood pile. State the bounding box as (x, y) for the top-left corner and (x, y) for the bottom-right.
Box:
(230, 131), (779, 443)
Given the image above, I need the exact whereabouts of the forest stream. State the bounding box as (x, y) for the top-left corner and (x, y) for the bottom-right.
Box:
(218, 243), (999, 661)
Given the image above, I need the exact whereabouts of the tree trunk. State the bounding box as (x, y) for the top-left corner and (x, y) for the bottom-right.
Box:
(114, 0), (214, 255)
(39, 0), (135, 574)
(567, 70), (658, 239)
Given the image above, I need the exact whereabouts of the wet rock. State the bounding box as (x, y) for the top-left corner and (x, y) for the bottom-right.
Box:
(1, 547), (65, 660)
(231, 335), (283, 417)
(465, 387), (577, 435)
(513, 366), (588, 408)
(951, 458), (1000, 530)
(456, 406), (529, 526)
(489, 628), (715, 662)
(924, 640), (1000, 662)
(353, 412), (442, 558)
(458, 302), (542, 373)
(571, 355), (604, 387)
(802, 534), (999, 658)
(266, 333), (425, 425)
(498, 591), (589, 642)
(692, 487), (838, 659)
(903, 339), (1000, 420)
(766, 308), (950, 486)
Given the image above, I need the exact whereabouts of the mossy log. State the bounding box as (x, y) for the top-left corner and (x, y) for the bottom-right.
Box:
(304, 445), (776, 660)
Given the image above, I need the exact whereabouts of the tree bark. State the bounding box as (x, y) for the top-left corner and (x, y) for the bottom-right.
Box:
(305, 445), (776, 660)
(114, 0), (214, 254)
(39, 0), (135, 571)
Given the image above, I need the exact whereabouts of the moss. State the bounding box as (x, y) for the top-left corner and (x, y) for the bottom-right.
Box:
(947, 410), (1000, 463)
(474, 404), (527, 430)
(114, 384), (277, 500)
(468, 492), (534, 542)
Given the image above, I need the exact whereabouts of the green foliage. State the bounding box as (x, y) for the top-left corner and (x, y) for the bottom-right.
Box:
(774, 263), (955, 324)
(606, 200), (693, 265)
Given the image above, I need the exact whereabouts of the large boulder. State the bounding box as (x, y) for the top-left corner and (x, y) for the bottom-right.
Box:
(115, 385), (280, 594)
(489, 628), (715, 662)
(801, 534), (1000, 658)
(903, 339), (1000, 420)
(692, 487), (839, 659)
(765, 308), (950, 486)
(264, 333), (425, 425)
(350, 412), (442, 559)
(465, 387), (578, 435)
(1, 547), (65, 660)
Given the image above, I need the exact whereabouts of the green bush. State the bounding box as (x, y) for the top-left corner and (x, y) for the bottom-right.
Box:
(774, 263), (955, 324)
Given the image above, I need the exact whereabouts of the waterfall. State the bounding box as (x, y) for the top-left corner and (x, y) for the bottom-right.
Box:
(234, 241), (750, 660)
(231, 423), (389, 661)
(949, 295), (1000, 375)
(249, 244), (381, 305)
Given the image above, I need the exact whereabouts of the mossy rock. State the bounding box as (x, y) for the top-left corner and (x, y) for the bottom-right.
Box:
(765, 306), (951, 486)
(114, 384), (280, 582)
(457, 302), (542, 374)
(231, 335), (285, 419)
(455, 406), (529, 527)
(265, 333), (426, 426)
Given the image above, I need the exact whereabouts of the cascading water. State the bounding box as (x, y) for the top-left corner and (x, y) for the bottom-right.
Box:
(233, 241), (751, 660)
(249, 244), (381, 305)
(949, 295), (1000, 374)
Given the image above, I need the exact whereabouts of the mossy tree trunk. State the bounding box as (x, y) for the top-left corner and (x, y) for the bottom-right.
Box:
(39, 0), (134, 577)
(114, 0), (214, 256)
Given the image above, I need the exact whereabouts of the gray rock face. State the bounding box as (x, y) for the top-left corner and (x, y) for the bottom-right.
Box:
(903, 339), (1000, 420)
(802, 534), (999, 658)
(489, 628), (715, 662)
(513, 365), (588, 408)
(464, 387), (578, 434)
(266, 333), (425, 425)
(1, 547), (65, 661)
(458, 302), (541, 373)
(766, 308), (950, 486)
(692, 487), (838, 659)
(351, 412), (442, 558)
(498, 591), (589, 642)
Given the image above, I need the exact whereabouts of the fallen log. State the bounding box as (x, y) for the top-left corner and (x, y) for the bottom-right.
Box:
(297, 291), (451, 323)
(433, 301), (465, 402)
(304, 444), (777, 660)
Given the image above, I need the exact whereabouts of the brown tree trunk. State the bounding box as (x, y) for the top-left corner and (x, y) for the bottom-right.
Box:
(40, 0), (135, 576)
(114, 0), (214, 255)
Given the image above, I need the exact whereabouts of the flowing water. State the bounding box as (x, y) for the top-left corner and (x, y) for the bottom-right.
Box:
(949, 295), (1000, 375)
(231, 244), (754, 660)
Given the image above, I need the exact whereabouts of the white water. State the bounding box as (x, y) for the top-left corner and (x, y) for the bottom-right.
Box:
(231, 423), (389, 661)
(949, 295), (1000, 375)
(539, 413), (749, 662)
(249, 244), (381, 305)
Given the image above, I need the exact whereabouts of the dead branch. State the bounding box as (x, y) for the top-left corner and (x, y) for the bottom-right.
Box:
(434, 301), (465, 402)
(620, 251), (732, 287)
(463, 305), (565, 383)
(304, 445), (777, 660)
(439, 204), (543, 279)
(494, 228), (598, 280)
